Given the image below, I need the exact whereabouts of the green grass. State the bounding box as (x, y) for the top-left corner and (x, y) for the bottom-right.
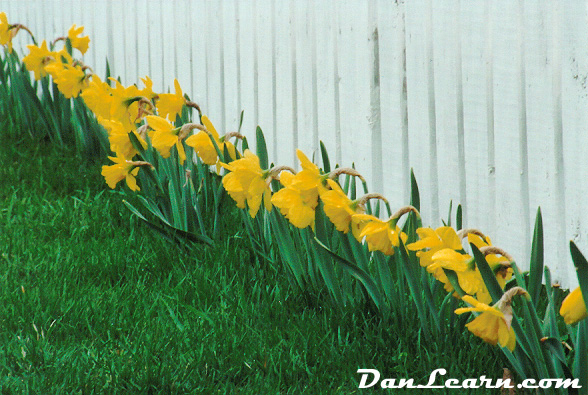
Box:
(0, 137), (505, 394)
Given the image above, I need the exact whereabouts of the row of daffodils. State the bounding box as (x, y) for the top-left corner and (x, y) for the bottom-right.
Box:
(3, 13), (588, 388)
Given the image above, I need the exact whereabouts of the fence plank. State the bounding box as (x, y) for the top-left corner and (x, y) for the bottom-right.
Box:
(377, 0), (409, 208)
(405, 0), (438, 224)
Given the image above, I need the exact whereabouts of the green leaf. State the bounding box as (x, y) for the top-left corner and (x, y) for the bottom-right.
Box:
(575, 320), (588, 393)
(528, 208), (544, 306)
(313, 237), (386, 315)
(443, 269), (466, 298)
(570, 241), (588, 392)
(456, 204), (463, 230)
(269, 210), (306, 290)
(105, 58), (112, 84)
(570, 241), (588, 310)
(256, 126), (269, 170)
(123, 200), (213, 246)
(541, 338), (574, 384)
(410, 169), (420, 212)
(320, 140), (331, 173)
(238, 110), (245, 133)
(470, 242), (503, 303)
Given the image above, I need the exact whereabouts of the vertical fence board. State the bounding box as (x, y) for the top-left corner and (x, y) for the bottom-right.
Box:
(313, 0), (338, 170)
(236, 0), (256, 153)
(255, 0), (276, 164)
(222, 0), (240, 131)
(110, 1), (126, 83)
(405, 0), (437, 224)
(188, 1), (207, 109)
(376, 0), (407, 208)
(432, 1), (462, 223)
(273, 0), (294, 167)
(204, 0), (223, 125)
(491, 0), (528, 266)
(523, 0), (558, 274)
(560, 1), (588, 289)
(337, 0), (372, 193)
(294, 1), (316, 159)
(460, 5), (490, 232)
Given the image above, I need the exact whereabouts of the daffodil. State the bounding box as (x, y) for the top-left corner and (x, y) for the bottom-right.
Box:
(101, 155), (152, 191)
(22, 40), (54, 80)
(146, 115), (187, 164)
(109, 79), (143, 129)
(352, 214), (408, 256)
(100, 118), (146, 158)
(81, 75), (113, 120)
(407, 226), (463, 268)
(185, 115), (236, 166)
(429, 249), (487, 300)
(67, 24), (90, 54)
(560, 286), (588, 325)
(292, 150), (328, 194)
(44, 63), (89, 98)
(320, 179), (364, 233)
(156, 79), (185, 121)
(455, 287), (527, 352)
(139, 76), (157, 101)
(221, 150), (273, 218)
(0, 12), (11, 46)
(0, 12), (16, 52)
(271, 172), (318, 229)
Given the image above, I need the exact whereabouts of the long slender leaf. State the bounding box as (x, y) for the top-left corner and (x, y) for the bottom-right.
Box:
(528, 208), (544, 306)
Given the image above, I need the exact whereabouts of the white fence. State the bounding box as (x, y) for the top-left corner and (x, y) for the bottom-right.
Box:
(3, 0), (588, 288)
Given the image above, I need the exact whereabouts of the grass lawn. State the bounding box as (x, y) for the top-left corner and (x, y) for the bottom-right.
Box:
(0, 137), (505, 394)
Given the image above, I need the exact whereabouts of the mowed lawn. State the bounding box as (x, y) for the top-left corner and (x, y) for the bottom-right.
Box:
(0, 137), (503, 394)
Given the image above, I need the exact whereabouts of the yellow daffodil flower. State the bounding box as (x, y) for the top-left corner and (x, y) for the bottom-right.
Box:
(221, 150), (272, 218)
(22, 40), (54, 80)
(429, 249), (487, 301)
(67, 24), (90, 54)
(139, 76), (157, 101)
(109, 79), (143, 130)
(44, 63), (89, 99)
(455, 295), (516, 351)
(101, 155), (142, 191)
(271, 172), (319, 229)
(0, 12), (17, 52)
(560, 286), (588, 325)
(407, 226), (463, 268)
(292, 150), (328, 194)
(81, 75), (113, 120)
(99, 118), (146, 158)
(320, 179), (364, 233)
(352, 214), (408, 256)
(156, 79), (185, 121)
(146, 115), (186, 164)
(185, 115), (236, 166)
